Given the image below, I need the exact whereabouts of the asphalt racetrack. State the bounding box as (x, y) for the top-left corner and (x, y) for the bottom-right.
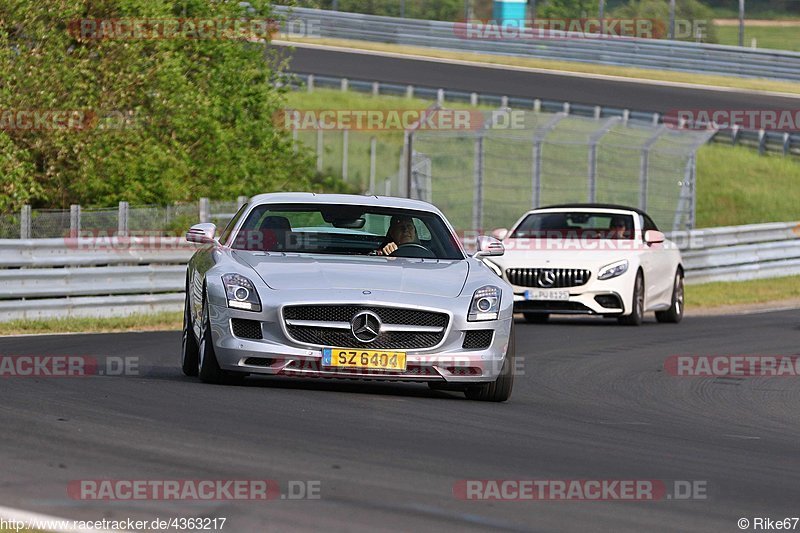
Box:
(1, 310), (799, 531)
(281, 44), (800, 113)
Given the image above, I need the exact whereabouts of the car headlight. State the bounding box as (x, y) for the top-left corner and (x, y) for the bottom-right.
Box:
(222, 273), (262, 312)
(468, 285), (501, 321)
(598, 259), (629, 280)
(482, 258), (503, 277)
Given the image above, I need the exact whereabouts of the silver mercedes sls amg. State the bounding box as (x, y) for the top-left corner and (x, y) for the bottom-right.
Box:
(181, 193), (515, 401)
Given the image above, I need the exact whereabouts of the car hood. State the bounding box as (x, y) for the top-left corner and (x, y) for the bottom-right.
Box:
(234, 252), (470, 298)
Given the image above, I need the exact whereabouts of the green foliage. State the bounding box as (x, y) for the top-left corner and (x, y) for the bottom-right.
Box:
(0, 0), (327, 211)
(306, 0), (466, 21)
(612, 0), (718, 42)
(540, 0), (599, 19)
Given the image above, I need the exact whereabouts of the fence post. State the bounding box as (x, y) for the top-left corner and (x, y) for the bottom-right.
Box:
(341, 128), (349, 182)
(404, 131), (413, 198)
(20, 205), (31, 239)
(316, 128), (323, 172)
(292, 126), (298, 152)
(369, 136), (377, 194)
(70, 204), (81, 239)
(587, 117), (621, 203)
(118, 201), (129, 237)
(384, 177), (391, 196)
(639, 126), (667, 212)
(199, 198), (210, 223)
(237, 196), (248, 208)
(473, 132), (484, 233)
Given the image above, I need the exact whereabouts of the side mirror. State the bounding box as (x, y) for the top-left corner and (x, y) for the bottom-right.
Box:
(473, 235), (505, 258)
(645, 230), (665, 244)
(491, 228), (508, 240)
(186, 223), (217, 244)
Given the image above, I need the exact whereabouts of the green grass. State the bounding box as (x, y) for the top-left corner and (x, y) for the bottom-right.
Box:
(717, 25), (800, 52)
(696, 143), (800, 227)
(0, 312), (182, 336)
(687, 275), (800, 308)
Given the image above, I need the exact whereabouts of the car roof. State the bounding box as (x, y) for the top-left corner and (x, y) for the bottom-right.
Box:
(535, 203), (650, 217)
(248, 192), (444, 215)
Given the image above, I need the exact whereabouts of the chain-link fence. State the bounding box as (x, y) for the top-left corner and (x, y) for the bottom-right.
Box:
(0, 199), (247, 240)
(408, 110), (716, 233)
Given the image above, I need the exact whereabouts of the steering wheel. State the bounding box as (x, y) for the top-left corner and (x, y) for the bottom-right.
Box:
(390, 243), (436, 259)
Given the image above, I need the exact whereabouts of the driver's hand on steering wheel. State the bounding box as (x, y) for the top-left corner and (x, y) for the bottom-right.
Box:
(378, 242), (398, 256)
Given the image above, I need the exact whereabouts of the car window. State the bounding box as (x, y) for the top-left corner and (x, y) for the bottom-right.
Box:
(218, 203), (248, 245)
(511, 212), (636, 239)
(231, 203), (463, 259)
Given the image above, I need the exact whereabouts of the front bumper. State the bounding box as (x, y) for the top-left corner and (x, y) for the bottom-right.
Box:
(510, 272), (634, 316)
(207, 296), (513, 383)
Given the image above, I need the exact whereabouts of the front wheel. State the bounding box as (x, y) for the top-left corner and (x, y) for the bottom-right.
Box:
(656, 270), (684, 324)
(618, 271), (644, 326)
(464, 324), (515, 402)
(181, 289), (199, 377)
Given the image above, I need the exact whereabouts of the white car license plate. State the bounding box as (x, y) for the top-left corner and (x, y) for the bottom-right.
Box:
(525, 289), (570, 301)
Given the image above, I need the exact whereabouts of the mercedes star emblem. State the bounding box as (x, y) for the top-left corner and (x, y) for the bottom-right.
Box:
(351, 310), (382, 343)
(538, 269), (556, 288)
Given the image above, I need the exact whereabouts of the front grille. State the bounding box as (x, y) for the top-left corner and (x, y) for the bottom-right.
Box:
(462, 330), (493, 349)
(282, 305), (449, 350)
(505, 268), (591, 288)
(231, 318), (263, 340)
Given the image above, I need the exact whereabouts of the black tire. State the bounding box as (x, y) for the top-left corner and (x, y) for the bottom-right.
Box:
(656, 270), (684, 324)
(198, 296), (226, 384)
(523, 312), (549, 324)
(181, 288), (199, 377)
(618, 271), (644, 326)
(464, 324), (515, 402)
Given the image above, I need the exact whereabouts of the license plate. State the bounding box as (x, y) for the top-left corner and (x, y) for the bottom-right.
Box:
(322, 348), (407, 371)
(525, 289), (570, 301)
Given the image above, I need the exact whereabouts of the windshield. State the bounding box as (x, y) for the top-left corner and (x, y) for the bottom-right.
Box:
(230, 203), (464, 260)
(511, 212), (636, 239)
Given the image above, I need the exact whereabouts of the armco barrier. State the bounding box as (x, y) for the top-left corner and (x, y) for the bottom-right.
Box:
(0, 221), (797, 321)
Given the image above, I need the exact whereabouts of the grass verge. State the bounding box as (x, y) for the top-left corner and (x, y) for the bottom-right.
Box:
(278, 38), (800, 95)
(0, 312), (182, 336)
(716, 25), (800, 52)
(687, 275), (800, 308)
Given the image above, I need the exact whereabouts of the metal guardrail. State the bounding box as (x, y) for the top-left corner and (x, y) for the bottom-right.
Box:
(276, 7), (800, 82)
(288, 72), (800, 158)
(668, 221), (800, 284)
(0, 221), (797, 321)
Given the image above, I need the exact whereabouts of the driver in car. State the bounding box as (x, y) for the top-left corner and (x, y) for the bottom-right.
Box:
(376, 215), (419, 255)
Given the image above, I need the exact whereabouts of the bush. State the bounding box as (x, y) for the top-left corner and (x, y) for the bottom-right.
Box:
(612, 0), (718, 42)
(0, 0), (328, 211)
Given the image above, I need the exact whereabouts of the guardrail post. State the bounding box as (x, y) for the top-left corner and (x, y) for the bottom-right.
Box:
(533, 99), (541, 113)
(118, 201), (128, 237)
(307, 74), (314, 93)
(20, 205), (31, 239)
(501, 96), (508, 108)
(406, 85), (414, 99)
(783, 133), (791, 155)
(622, 109), (630, 125)
(340, 78), (348, 92)
(731, 125), (740, 145)
(372, 82), (379, 96)
(316, 128), (323, 172)
(563, 102), (570, 114)
(470, 92), (478, 106)
(473, 132), (484, 232)
(758, 129), (766, 155)
(369, 136), (377, 194)
(199, 198), (210, 223)
(341, 128), (349, 182)
(237, 196), (248, 208)
(437, 89), (444, 107)
(69, 204), (81, 239)
(594, 106), (601, 120)
(652, 113), (660, 126)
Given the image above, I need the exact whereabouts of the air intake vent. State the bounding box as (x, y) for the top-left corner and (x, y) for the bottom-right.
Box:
(462, 330), (493, 349)
(231, 318), (262, 340)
